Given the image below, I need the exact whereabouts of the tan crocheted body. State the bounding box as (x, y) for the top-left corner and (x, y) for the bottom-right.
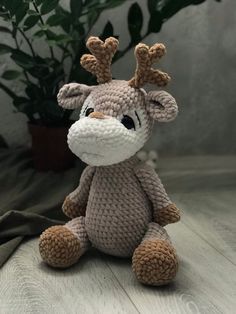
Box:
(86, 157), (151, 257)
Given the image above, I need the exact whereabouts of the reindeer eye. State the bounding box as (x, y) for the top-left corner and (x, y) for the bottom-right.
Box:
(121, 115), (135, 130)
(85, 108), (94, 116)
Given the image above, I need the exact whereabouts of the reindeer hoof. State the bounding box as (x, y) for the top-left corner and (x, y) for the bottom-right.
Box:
(132, 239), (178, 286)
(39, 225), (81, 268)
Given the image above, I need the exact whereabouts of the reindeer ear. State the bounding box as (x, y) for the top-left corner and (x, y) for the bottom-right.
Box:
(57, 83), (92, 109)
(146, 90), (178, 122)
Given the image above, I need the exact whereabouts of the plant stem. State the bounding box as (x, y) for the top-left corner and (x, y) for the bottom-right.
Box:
(12, 26), (31, 83)
(32, 0), (55, 59)
(17, 27), (36, 57)
(68, 11), (100, 82)
(0, 81), (17, 99)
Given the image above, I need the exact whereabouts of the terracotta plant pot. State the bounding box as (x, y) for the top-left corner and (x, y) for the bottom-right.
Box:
(28, 122), (75, 171)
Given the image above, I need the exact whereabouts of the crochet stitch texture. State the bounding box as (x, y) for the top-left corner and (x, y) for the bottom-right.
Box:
(39, 36), (181, 286)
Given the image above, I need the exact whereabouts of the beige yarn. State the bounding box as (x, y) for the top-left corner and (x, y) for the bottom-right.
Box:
(40, 157), (180, 284)
(62, 166), (95, 218)
(134, 163), (181, 226)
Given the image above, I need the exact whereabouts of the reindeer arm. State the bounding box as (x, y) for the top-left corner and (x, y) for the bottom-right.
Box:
(62, 166), (95, 218)
(134, 163), (180, 226)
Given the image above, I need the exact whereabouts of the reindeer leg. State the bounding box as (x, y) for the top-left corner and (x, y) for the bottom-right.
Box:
(39, 217), (90, 268)
(132, 222), (178, 286)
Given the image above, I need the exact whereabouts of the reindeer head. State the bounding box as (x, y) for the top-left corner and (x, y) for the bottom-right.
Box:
(57, 37), (178, 166)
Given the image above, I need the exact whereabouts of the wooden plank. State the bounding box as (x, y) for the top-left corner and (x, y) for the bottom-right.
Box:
(158, 155), (236, 194)
(0, 238), (139, 314)
(158, 155), (236, 263)
(172, 190), (236, 264)
(158, 155), (236, 173)
(105, 222), (236, 314)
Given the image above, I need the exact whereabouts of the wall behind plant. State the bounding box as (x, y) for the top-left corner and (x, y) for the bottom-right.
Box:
(0, 0), (236, 155)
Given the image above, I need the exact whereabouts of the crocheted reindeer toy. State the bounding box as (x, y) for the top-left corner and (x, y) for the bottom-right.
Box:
(39, 36), (181, 286)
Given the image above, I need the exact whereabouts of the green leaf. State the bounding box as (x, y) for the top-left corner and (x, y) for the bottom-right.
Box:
(13, 96), (35, 118)
(40, 0), (59, 15)
(46, 34), (73, 46)
(2, 70), (21, 80)
(15, 3), (29, 25)
(35, 0), (44, 5)
(13, 96), (28, 104)
(60, 16), (71, 33)
(27, 9), (39, 15)
(25, 83), (43, 100)
(0, 135), (8, 148)
(70, 0), (82, 18)
(83, 0), (93, 5)
(87, 9), (99, 27)
(33, 29), (45, 38)
(0, 10), (11, 21)
(0, 80), (17, 99)
(55, 4), (69, 16)
(148, 11), (162, 33)
(13, 96), (30, 107)
(159, 0), (205, 20)
(55, 5), (71, 32)
(39, 24), (49, 31)
(100, 21), (114, 41)
(46, 14), (65, 26)
(4, 0), (21, 15)
(147, 0), (157, 13)
(128, 2), (143, 44)
(42, 99), (64, 120)
(0, 43), (13, 55)
(44, 29), (57, 39)
(24, 14), (40, 30)
(102, 0), (126, 9)
(11, 50), (35, 69)
(0, 26), (11, 34)
(84, 0), (126, 10)
(26, 56), (52, 79)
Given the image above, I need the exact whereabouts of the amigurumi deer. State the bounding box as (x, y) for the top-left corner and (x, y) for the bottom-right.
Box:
(39, 36), (181, 286)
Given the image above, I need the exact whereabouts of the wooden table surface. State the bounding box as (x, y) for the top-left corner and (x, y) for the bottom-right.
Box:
(0, 156), (235, 314)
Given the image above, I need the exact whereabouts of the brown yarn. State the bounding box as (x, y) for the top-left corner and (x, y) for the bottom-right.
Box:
(154, 204), (181, 227)
(39, 226), (81, 268)
(80, 36), (170, 89)
(129, 43), (171, 88)
(132, 239), (178, 286)
(80, 36), (118, 84)
(89, 111), (105, 119)
(62, 196), (80, 219)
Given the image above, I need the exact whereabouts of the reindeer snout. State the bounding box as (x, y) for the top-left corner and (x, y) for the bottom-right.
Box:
(89, 111), (106, 119)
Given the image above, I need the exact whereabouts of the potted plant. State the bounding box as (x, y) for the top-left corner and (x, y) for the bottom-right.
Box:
(0, 0), (218, 171)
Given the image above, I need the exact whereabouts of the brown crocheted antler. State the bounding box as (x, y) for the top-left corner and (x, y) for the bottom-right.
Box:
(80, 36), (119, 84)
(129, 43), (171, 88)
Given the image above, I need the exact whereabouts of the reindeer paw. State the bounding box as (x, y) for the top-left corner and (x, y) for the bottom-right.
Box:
(39, 225), (81, 268)
(132, 239), (178, 286)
